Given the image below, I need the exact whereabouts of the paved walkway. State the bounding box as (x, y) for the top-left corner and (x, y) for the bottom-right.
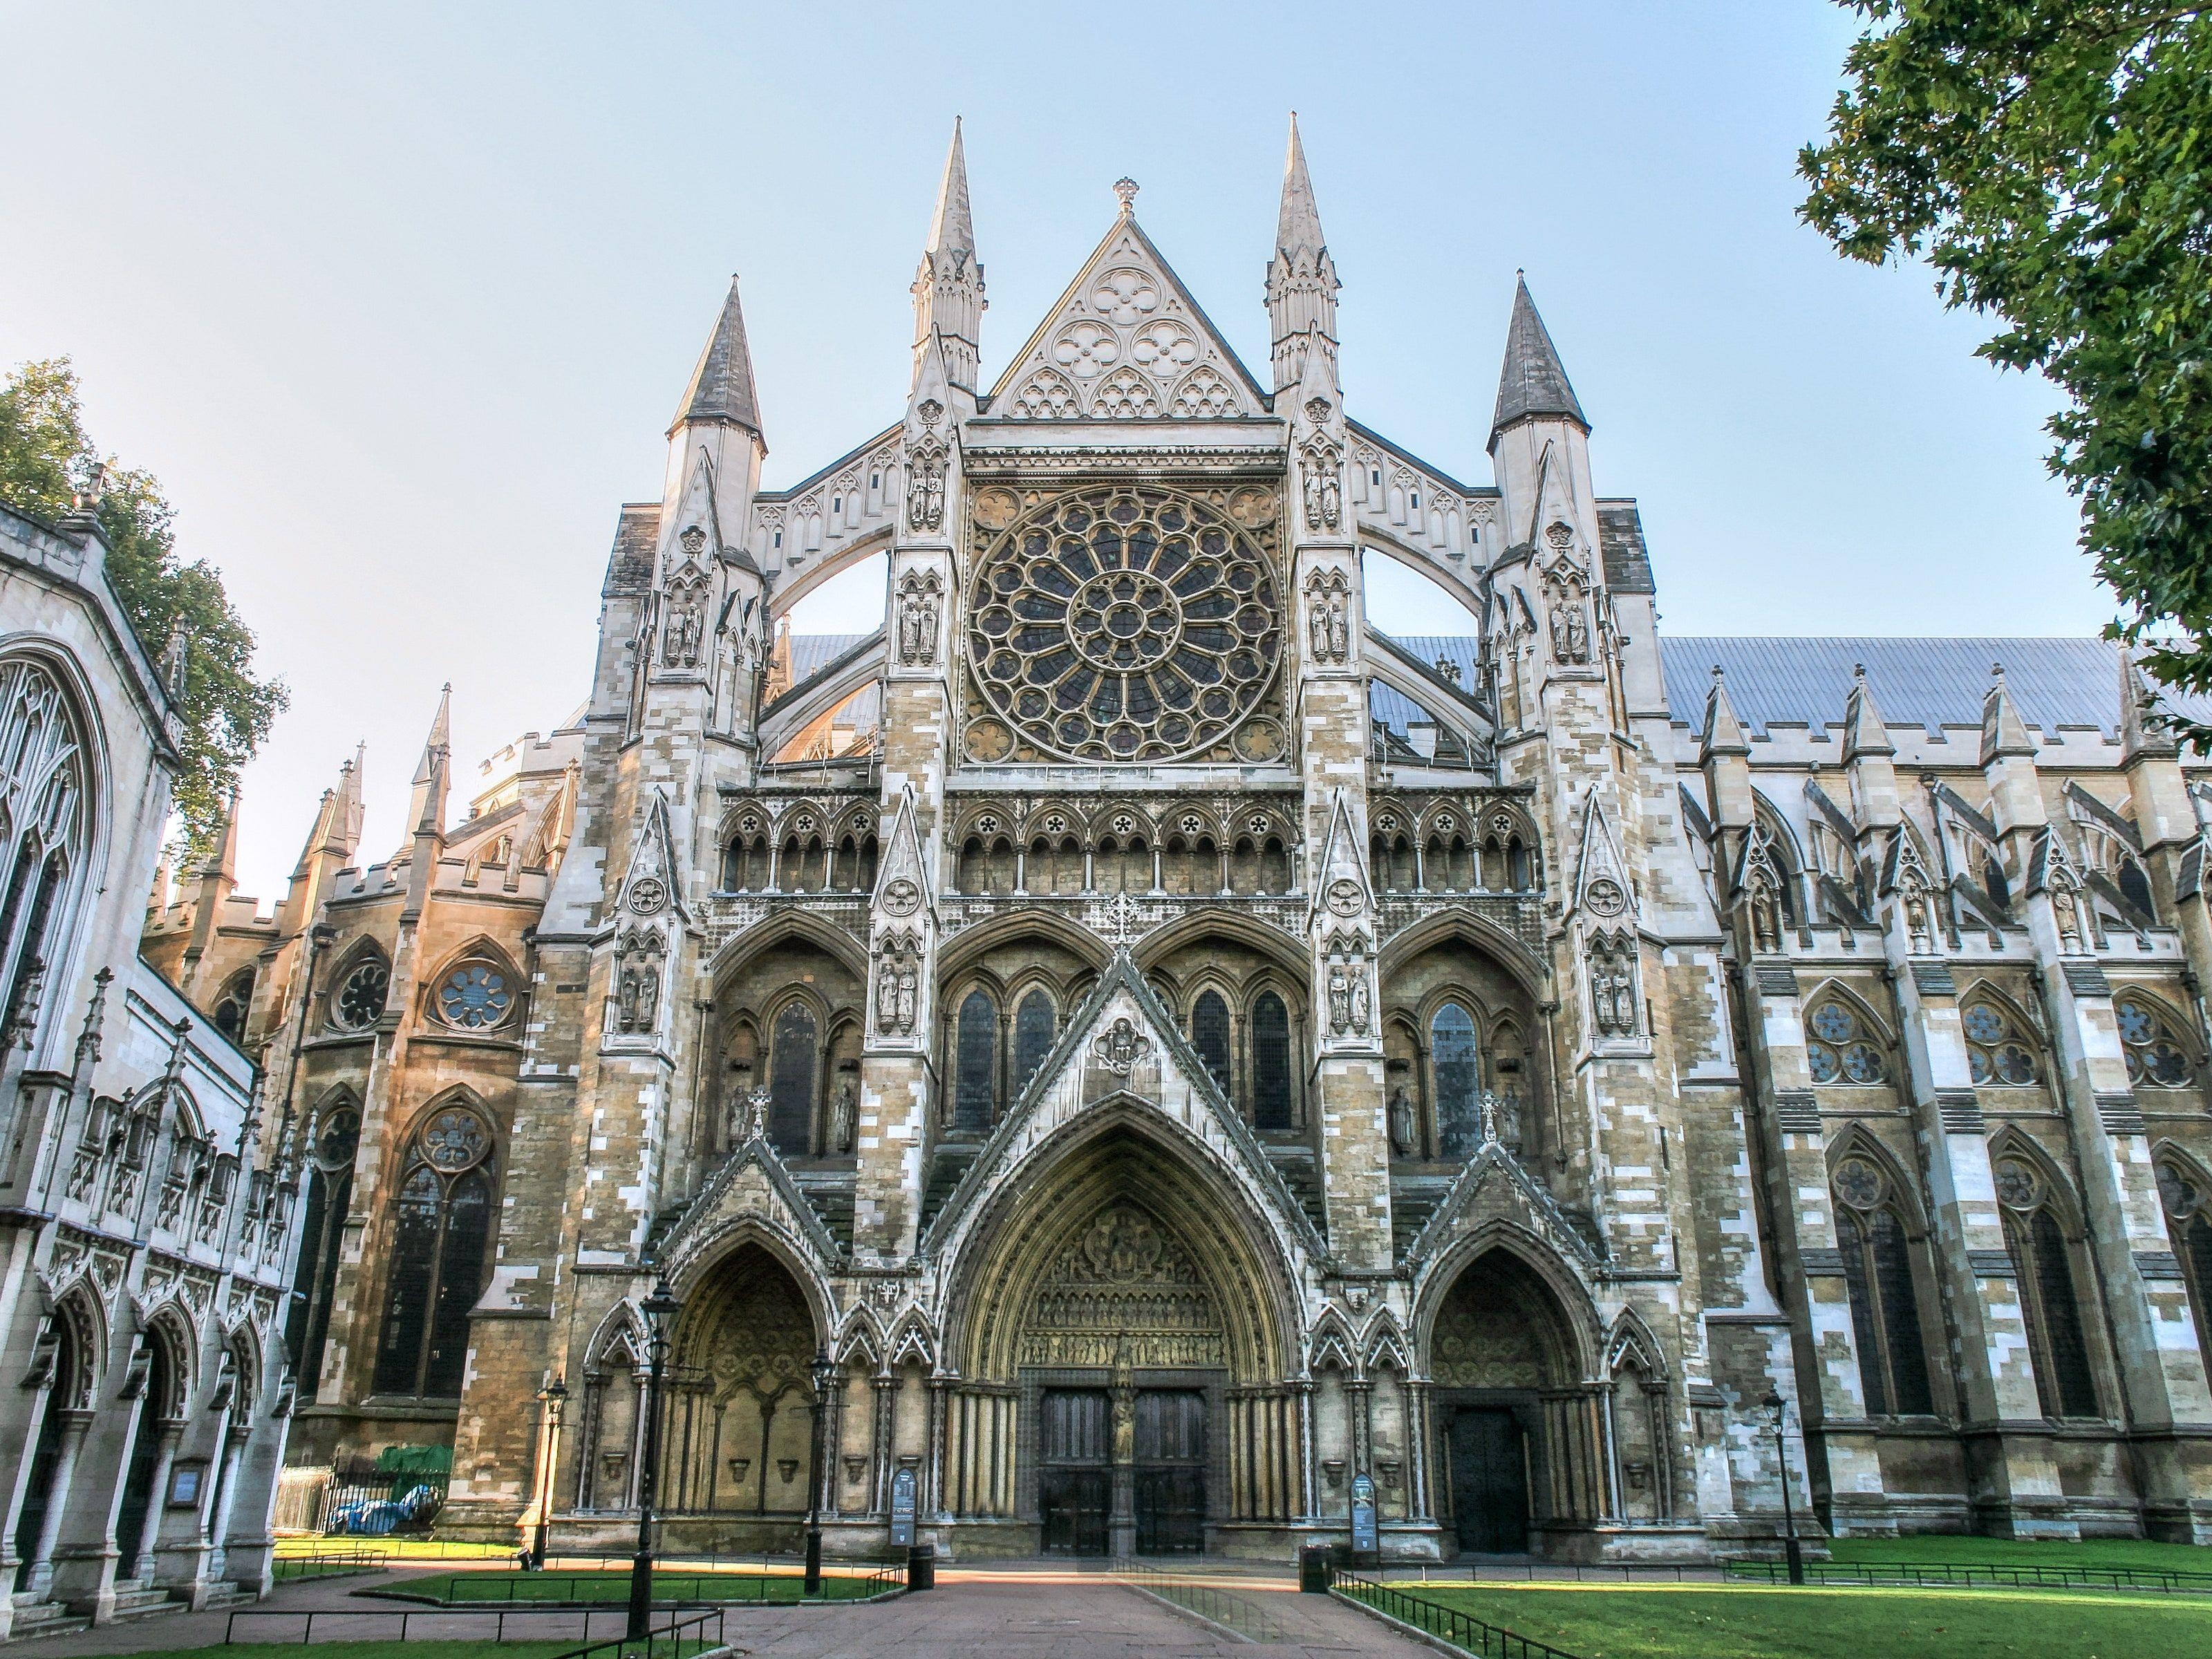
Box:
(15, 1572), (1433, 1657)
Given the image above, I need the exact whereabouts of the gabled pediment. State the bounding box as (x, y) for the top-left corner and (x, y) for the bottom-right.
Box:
(1403, 1141), (1604, 1275)
(984, 214), (1271, 423)
(655, 1130), (843, 1283)
(920, 950), (1324, 1265)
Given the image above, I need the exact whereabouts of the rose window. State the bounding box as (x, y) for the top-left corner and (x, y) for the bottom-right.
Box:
(438, 962), (514, 1031)
(421, 1107), (489, 1172)
(967, 487), (1282, 762)
(334, 959), (389, 1030)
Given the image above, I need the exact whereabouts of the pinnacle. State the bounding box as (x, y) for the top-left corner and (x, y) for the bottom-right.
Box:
(926, 117), (975, 258)
(1491, 274), (1588, 437)
(671, 274), (763, 435)
(1276, 111), (1325, 258)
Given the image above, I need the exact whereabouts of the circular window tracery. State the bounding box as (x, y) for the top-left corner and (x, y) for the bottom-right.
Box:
(334, 959), (390, 1031)
(420, 1107), (489, 1172)
(2117, 996), (2193, 1087)
(437, 961), (514, 1031)
(1806, 1001), (1884, 1085)
(967, 486), (1282, 763)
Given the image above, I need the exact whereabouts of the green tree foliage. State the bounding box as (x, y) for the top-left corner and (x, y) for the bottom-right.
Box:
(0, 359), (285, 859)
(1801, 3), (2212, 736)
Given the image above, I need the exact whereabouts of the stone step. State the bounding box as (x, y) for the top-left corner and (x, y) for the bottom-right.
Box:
(8, 1600), (92, 1642)
(104, 1584), (185, 1622)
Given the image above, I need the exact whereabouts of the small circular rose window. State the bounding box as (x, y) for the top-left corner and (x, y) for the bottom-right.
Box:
(438, 962), (514, 1031)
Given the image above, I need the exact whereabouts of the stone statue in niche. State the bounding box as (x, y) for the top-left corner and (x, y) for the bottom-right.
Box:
(1351, 968), (1371, 1036)
(1388, 1085), (1416, 1157)
(663, 573), (708, 670)
(725, 1086), (770, 1148)
(905, 427), (946, 534)
(895, 569), (943, 668)
(1327, 964), (1351, 1034)
(1903, 885), (1935, 955)
(1549, 586), (1591, 665)
(1750, 881), (1783, 953)
(831, 1079), (856, 1154)
(1300, 435), (1342, 532)
(2052, 881), (2086, 952)
(611, 926), (666, 1038)
(1589, 937), (1639, 1038)
(874, 931), (921, 1038)
(1304, 568), (1350, 666)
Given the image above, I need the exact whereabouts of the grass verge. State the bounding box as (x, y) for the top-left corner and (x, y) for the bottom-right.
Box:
(1350, 1581), (2212, 1659)
(1825, 1534), (2212, 1572)
(399, 1568), (886, 1604)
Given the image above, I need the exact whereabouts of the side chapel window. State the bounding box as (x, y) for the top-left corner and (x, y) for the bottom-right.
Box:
(1994, 1154), (2100, 1419)
(373, 1104), (494, 1398)
(1962, 1000), (2038, 1087)
(1432, 1002), (1481, 1160)
(2117, 996), (2193, 1087)
(1830, 1155), (1933, 1415)
(1806, 1000), (1884, 1085)
(955, 990), (996, 1130)
(212, 970), (254, 1042)
(284, 1102), (359, 1394)
(1013, 990), (1056, 1101)
(1252, 992), (1293, 1132)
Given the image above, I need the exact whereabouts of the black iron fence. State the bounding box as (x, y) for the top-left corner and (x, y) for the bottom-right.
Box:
(1116, 1559), (1286, 1642)
(1723, 1557), (2212, 1594)
(1332, 1566), (1588, 1659)
(220, 1606), (715, 1646)
(549, 1604), (728, 1659)
(319, 1454), (450, 1535)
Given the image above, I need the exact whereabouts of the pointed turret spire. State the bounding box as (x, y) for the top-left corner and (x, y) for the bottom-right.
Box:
(1980, 662), (2036, 765)
(914, 119), (985, 391)
(1276, 112), (1324, 261)
(404, 684), (453, 843)
(200, 783), (242, 882)
(1701, 667), (1750, 758)
(671, 275), (762, 436)
(1842, 663), (1895, 761)
(1491, 274), (1588, 440)
(926, 117), (975, 261)
(2119, 645), (2178, 760)
(1267, 113), (1340, 392)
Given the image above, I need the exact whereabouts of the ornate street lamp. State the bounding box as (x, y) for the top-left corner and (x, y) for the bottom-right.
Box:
(626, 1278), (681, 1642)
(1761, 1388), (1804, 1584)
(805, 1348), (836, 1595)
(531, 1377), (568, 1570)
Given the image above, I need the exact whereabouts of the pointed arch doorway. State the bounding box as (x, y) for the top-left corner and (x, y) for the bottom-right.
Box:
(944, 1118), (1297, 1558)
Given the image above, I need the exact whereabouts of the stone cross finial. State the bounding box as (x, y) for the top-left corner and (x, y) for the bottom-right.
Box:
(1114, 177), (1138, 216)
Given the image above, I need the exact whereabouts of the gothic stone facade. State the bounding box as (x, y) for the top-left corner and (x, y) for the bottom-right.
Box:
(154, 124), (2212, 1560)
(0, 496), (303, 1635)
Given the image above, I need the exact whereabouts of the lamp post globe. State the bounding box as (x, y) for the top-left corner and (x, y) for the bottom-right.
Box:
(626, 1277), (681, 1640)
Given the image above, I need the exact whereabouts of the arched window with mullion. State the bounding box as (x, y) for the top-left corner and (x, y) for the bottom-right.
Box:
(1994, 1154), (2100, 1418)
(768, 1002), (819, 1154)
(2157, 1161), (2212, 1372)
(1251, 992), (1293, 1131)
(1191, 991), (1232, 1098)
(1432, 1002), (1481, 1161)
(285, 1102), (359, 1395)
(1830, 1154), (1933, 1416)
(373, 1103), (495, 1400)
(1012, 990), (1056, 1101)
(0, 658), (88, 1043)
(954, 990), (997, 1130)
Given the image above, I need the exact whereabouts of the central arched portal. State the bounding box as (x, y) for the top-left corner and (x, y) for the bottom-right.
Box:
(944, 1119), (1297, 1557)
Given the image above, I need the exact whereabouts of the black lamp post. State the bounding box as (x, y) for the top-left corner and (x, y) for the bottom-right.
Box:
(805, 1349), (835, 1595)
(532, 1377), (568, 1570)
(626, 1278), (680, 1642)
(1761, 1388), (1804, 1584)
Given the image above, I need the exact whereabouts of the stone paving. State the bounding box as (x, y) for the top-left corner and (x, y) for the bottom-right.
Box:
(10, 1568), (1433, 1658)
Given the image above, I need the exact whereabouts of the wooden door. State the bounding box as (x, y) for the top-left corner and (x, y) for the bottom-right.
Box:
(1449, 1407), (1528, 1554)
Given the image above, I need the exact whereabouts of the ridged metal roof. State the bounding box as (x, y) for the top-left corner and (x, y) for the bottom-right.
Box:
(1659, 636), (2212, 739)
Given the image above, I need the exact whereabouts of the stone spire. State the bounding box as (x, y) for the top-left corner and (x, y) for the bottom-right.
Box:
(1700, 668), (1753, 833)
(182, 784), (243, 990)
(1266, 113), (1339, 392)
(1841, 662), (1894, 761)
(1979, 662), (2035, 765)
(1701, 666), (1750, 758)
(1841, 664), (1900, 829)
(279, 750), (361, 937)
(671, 274), (763, 437)
(914, 118), (984, 391)
(404, 683), (453, 843)
(1490, 274), (1588, 441)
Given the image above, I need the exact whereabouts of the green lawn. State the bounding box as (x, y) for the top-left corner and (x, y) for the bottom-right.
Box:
(152, 1647), (581, 1659)
(1353, 1582), (2212, 1659)
(399, 1568), (888, 1604)
(1826, 1535), (2212, 1573)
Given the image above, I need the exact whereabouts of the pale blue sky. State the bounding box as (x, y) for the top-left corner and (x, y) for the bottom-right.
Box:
(1, 3), (2098, 900)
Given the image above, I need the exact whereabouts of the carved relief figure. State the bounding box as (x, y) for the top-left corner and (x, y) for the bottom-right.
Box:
(1300, 435), (1342, 531)
(1549, 583), (1591, 665)
(1304, 567), (1351, 666)
(906, 431), (946, 533)
(1327, 964), (1351, 1034)
(831, 1080), (856, 1154)
(2052, 881), (2085, 953)
(1388, 1084), (1416, 1156)
(1902, 885), (1935, 955)
(611, 926), (666, 1037)
(1589, 935), (1640, 1038)
(896, 569), (944, 668)
(1750, 881), (1783, 954)
(874, 931), (922, 1038)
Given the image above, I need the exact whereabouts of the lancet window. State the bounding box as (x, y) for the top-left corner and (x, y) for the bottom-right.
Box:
(1432, 1002), (1481, 1159)
(0, 657), (88, 1049)
(2158, 1160), (2212, 1369)
(212, 969), (254, 1042)
(769, 1002), (820, 1154)
(1830, 1154), (1933, 1416)
(373, 1102), (494, 1399)
(1994, 1154), (2100, 1419)
(955, 990), (997, 1130)
(1013, 990), (1056, 1100)
(1191, 991), (1232, 1095)
(1252, 991), (1293, 1132)
(285, 1100), (359, 1394)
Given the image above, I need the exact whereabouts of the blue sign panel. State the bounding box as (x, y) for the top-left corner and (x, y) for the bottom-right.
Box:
(890, 1467), (917, 1547)
(1349, 1473), (1378, 1553)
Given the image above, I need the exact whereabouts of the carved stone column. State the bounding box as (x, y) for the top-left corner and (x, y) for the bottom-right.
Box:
(19, 1408), (92, 1600)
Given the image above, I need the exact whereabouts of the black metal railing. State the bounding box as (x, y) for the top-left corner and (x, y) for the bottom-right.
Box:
(1332, 1567), (1588, 1659)
(1723, 1557), (2212, 1594)
(548, 1604), (727, 1659)
(221, 1606), (706, 1645)
(1116, 1560), (1286, 1642)
(269, 1548), (384, 1582)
